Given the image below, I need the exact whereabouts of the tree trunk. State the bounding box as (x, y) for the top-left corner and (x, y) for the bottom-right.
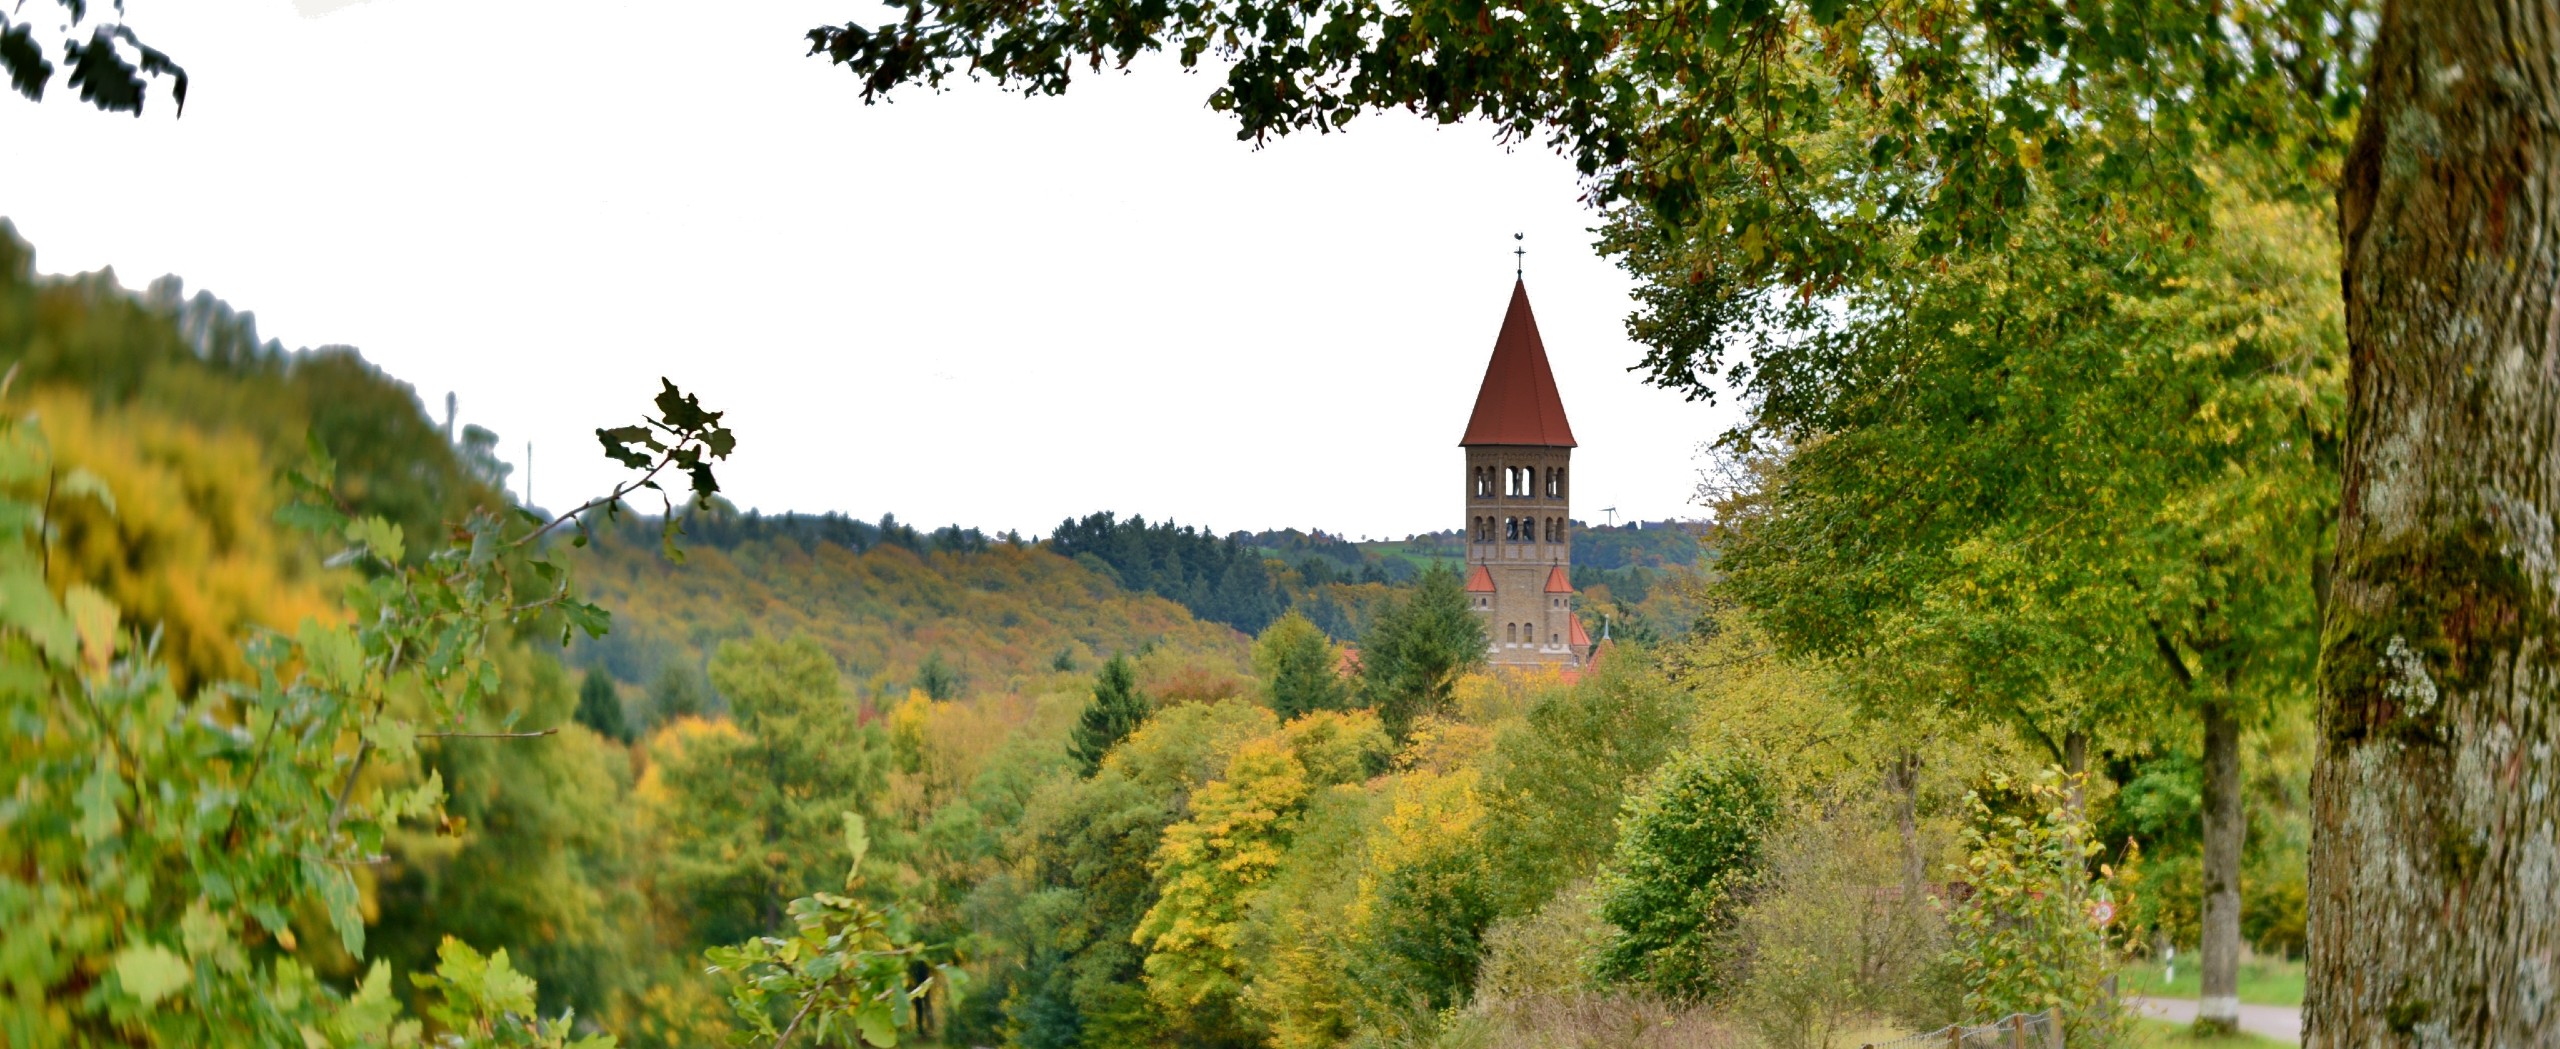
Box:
(1888, 748), (1926, 907)
(2310, 0), (2560, 1043)
(2198, 696), (2244, 1035)
(2061, 730), (2089, 813)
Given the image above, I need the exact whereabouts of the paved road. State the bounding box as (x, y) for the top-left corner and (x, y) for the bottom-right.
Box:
(2136, 997), (2301, 1043)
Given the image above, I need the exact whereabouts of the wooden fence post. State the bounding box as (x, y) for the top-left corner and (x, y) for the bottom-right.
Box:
(2009, 1013), (2026, 1049)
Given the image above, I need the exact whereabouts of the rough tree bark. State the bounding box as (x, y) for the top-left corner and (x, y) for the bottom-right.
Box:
(2199, 696), (2245, 1035)
(2308, 0), (2560, 1043)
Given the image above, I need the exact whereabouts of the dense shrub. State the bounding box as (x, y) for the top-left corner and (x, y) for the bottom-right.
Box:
(1946, 771), (2135, 1046)
(1593, 750), (1779, 1002)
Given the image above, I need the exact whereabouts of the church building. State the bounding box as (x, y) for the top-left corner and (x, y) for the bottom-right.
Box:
(1460, 279), (1595, 669)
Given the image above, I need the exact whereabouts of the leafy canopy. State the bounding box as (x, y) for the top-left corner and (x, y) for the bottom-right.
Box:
(0, 374), (729, 1044)
(807, 0), (2365, 358)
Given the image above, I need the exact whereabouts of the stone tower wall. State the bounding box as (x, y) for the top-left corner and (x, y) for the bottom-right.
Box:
(1462, 444), (1573, 665)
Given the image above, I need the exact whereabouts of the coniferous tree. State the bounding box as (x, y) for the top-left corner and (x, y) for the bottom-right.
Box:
(1069, 654), (1150, 776)
(1358, 564), (1487, 743)
(573, 666), (632, 742)
(1253, 612), (1346, 720)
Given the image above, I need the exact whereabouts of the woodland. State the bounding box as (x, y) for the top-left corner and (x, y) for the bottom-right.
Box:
(2, 0), (2556, 1044)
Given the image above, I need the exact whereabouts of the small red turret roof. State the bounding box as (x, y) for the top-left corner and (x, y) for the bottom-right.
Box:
(1465, 565), (1497, 593)
(1460, 280), (1577, 448)
(1568, 612), (1592, 648)
(1544, 566), (1572, 593)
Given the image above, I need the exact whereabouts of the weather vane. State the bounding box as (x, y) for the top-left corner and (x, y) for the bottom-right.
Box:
(1513, 232), (1526, 279)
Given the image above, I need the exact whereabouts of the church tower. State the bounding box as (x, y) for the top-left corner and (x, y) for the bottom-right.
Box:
(1460, 279), (1592, 668)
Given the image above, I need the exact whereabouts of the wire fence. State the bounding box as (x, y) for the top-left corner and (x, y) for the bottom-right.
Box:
(1860, 1009), (2064, 1049)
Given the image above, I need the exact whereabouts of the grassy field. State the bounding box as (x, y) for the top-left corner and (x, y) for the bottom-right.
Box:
(2129, 1018), (2295, 1047)
(2127, 956), (2305, 1007)
(1357, 540), (1465, 575)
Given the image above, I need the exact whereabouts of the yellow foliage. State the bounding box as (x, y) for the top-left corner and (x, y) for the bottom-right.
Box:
(1395, 714), (1497, 775)
(19, 385), (338, 688)
(1135, 736), (1310, 1006)
(633, 716), (746, 813)
(1356, 767), (1487, 902)
(1275, 708), (1389, 787)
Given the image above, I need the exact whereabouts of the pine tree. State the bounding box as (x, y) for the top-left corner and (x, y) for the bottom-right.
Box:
(573, 666), (632, 742)
(1358, 564), (1487, 743)
(1069, 655), (1150, 777)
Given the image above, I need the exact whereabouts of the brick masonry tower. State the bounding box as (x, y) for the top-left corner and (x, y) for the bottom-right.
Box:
(1460, 279), (1593, 669)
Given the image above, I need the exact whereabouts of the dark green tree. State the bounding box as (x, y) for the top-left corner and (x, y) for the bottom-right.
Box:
(915, 651), (963, 701)
(648, 662), (710, 723)
(573, 666), (633, 743)
(1594, 749), (1778, 1003)
(1252, 611), (1347, 720)
(1068, 654), (1150, 777)
(1357, 564), (1487, 743)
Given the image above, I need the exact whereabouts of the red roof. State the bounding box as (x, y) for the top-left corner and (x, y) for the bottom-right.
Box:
(1460, 280), (1577, 448)
(1568, 612), (1592, 648)
(1464, 565), (1497, 593)
(1544, 566), (1572, 593)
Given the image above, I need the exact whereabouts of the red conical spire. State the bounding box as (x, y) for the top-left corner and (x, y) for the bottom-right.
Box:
(1459, 280), (1576, 447)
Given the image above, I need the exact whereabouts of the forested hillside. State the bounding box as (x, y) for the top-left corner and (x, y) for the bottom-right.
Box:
(562, 507), (1252, 719)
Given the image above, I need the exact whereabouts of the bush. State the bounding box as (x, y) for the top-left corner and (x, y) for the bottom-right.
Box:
(1945, 771), (2135, 1046)
(1593, 750), (1778, 1002)
(1429, 994), (1736, 1049)
(1474, 883), (1608, 1002)
(1735, 809), (1952, 1049)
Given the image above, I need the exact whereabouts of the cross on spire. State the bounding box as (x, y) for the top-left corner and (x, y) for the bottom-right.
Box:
(1513, 232), (1526, 278)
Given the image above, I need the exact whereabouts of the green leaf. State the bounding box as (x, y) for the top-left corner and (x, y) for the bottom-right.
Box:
(298, 619), (364, 691)
(0, 566), (76, 665)
(346, 516), (406, 565)
(306, 857), (366, 958)
(113, 943), (191, 1005)
(275, 499), (348, 535)
(842, 811), (871, 871)
(855, 999), (898, 1047)
(75, 762), (126, 844)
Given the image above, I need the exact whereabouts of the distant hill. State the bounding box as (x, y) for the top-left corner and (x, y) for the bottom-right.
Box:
(563, 511), (1252, 707)
(0, 220), (503, 686)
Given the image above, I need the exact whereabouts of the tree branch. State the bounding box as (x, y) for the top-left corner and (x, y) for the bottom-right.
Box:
(420, 727), (560, 739)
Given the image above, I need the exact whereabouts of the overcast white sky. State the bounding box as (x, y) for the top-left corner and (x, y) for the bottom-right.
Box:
(5, 0), (1741, 540)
